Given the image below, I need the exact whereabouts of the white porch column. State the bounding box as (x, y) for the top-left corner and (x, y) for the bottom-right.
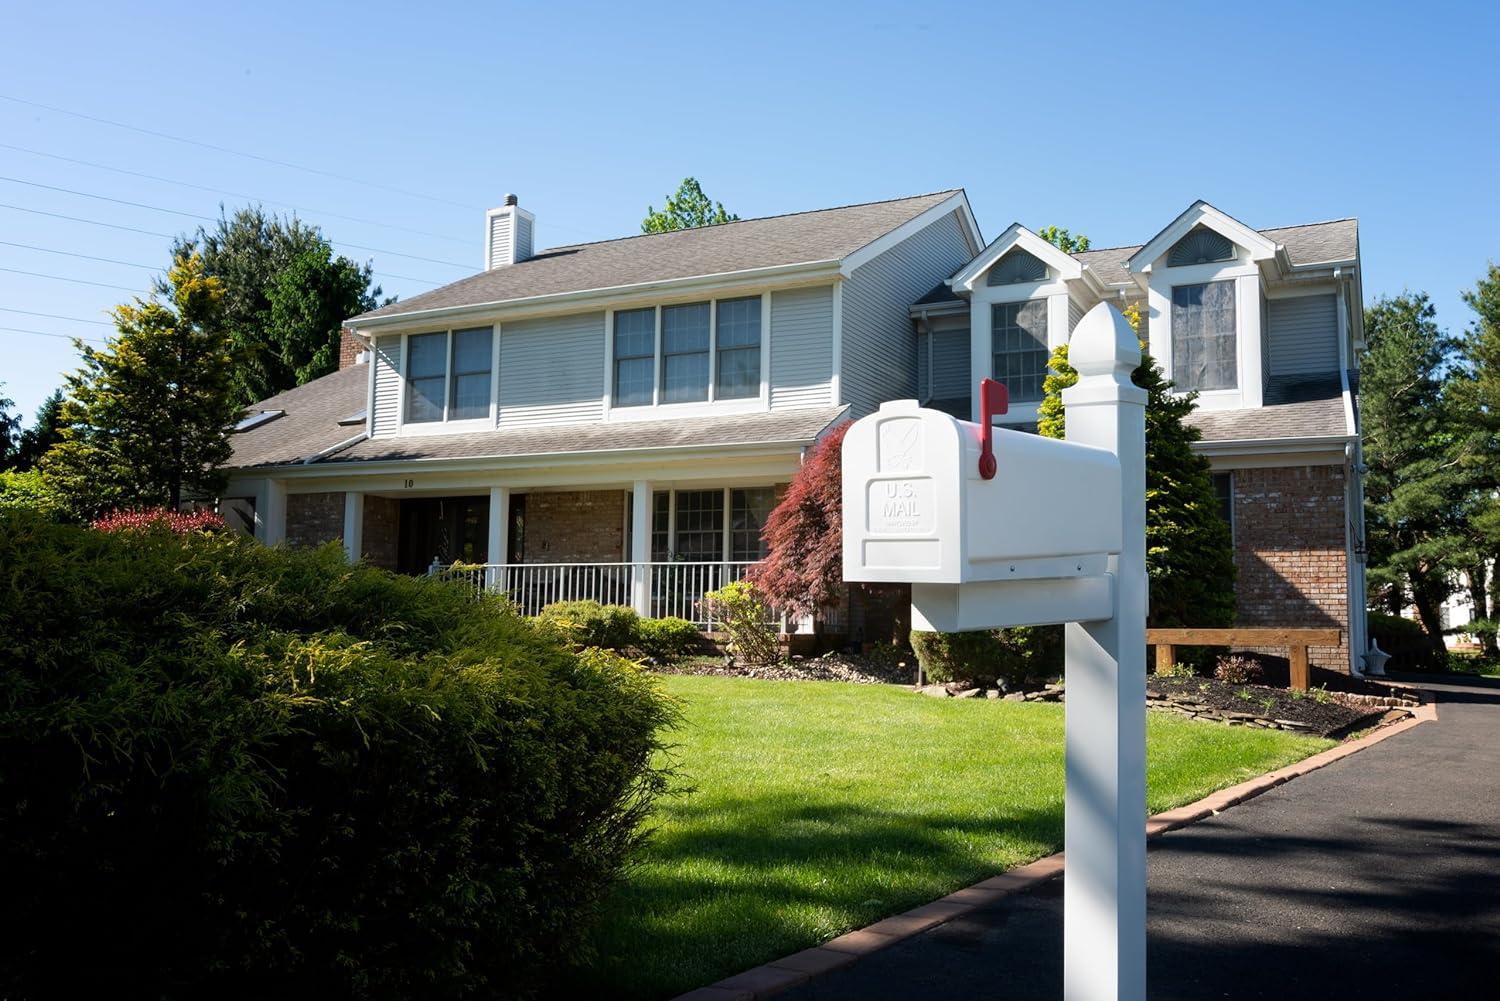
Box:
(487, 486), (510, 590)
(258, 478), (287, 546)
(631, 480), (652, 616)
(342, 491), (363, 562)
(1062, 304), (1148, 1001)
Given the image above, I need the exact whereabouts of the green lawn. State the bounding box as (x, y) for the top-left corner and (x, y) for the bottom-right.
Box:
(570, 675), (1332, 999)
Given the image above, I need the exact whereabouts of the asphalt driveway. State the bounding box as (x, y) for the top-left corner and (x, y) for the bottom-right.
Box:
(779, 674), (1500, 1001)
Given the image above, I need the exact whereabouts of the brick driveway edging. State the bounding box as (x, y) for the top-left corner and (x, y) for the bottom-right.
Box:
(669, 702), (1436, 1001)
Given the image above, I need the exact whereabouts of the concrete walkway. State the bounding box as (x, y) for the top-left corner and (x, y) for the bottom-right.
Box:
(779, 675), (1500, 1001)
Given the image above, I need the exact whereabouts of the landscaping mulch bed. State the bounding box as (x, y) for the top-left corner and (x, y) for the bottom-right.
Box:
(650, 651), (916, 685)
(1148, 676), (1383, 738)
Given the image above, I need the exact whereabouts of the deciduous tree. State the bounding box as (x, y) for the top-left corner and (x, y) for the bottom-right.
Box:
(641, 178), (739, 234)
(172, 206), (383, 405)
(747, 422), (850, 620)
(43, 254), (240, 516)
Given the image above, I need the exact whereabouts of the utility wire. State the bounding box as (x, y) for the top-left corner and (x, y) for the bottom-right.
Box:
(0, 202), (172, 238)
(0, 93), (478, 210)
(0, 234), (440, 289)
(0, 240), (155, 270)
(0, 325), (108, 344)
(0, 306), (113, 326)
(0, 266), (145, 293)
(0, 142), (470, 244)
(0, 178), (470, 270)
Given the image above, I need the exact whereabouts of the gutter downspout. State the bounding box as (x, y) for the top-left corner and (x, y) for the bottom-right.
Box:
(1335, 268), (1368, 676)
(302, 431), (369, 464)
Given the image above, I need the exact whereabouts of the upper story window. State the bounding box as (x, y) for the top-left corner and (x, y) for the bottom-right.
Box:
(662, 302), (711, 403)
(406, 326), (494, 424)
(988, 248), (1049, 286)
(992, 300), (1049, 403)
(613, 296), (762, 408)
(613, 308), (657, 407)
(1171, 280), (1237, 391)
(1167, 227), (1235, 267)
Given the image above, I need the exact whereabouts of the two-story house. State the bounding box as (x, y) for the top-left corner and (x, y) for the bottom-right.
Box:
(223, 191), (1368, 671)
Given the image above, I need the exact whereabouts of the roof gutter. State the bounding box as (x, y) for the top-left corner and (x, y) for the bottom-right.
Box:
(300, 431), (368, 464)
(346, 259), (844, 330)
(1190, 433), (1357, 457)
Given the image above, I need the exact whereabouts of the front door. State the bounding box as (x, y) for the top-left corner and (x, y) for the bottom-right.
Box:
(397, 495), (490, 574)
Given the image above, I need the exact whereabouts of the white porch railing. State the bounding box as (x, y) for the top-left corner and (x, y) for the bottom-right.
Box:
(432, 560), (774, 631)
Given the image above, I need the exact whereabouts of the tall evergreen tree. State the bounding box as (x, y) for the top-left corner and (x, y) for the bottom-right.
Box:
(1453, 263), (1500, 652)
(43, 254), (240, 516)
(1038, 336), (1237, 628)
(1360, 293), (1466, 652)
(0, 385), (19, 470)
(12, 389), (65, 472)
(172, 206), (383, 406)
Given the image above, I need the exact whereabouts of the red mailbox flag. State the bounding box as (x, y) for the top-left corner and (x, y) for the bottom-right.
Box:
(978, 378), (1008, 480)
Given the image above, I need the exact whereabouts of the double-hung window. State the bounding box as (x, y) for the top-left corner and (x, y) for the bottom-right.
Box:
(405, 327), (493, 424)
(613, 308), (656, 407)
(662, 302), (711, 403)
(612, 296), (763, 407)
(715, 297), (761, 399)
(991, 300), (1050, 403)
(1171, 281), (1237, 391)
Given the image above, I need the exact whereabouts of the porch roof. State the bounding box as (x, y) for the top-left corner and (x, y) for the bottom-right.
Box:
(324, 406), (848, 465)
(226, 363), (369, 469)
(1186, 373), (1353, 443)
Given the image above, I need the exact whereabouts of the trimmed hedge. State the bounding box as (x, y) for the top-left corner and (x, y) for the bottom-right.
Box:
(0, 514), (675, 1000)
(910, 626), (1063, 689)
(536, 599), (703, 660)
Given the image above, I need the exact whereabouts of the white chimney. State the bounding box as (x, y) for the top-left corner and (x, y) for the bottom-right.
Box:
(484, 193), (535, 270)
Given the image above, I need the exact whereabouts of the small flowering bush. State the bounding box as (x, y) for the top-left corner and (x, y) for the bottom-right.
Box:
(701, 579), (781, 665)
(91, 506), (226, 534)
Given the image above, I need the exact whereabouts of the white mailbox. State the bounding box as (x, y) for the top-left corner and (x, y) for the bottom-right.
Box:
(842, 390), (1122, 632)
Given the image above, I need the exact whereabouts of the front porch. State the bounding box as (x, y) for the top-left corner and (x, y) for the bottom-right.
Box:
(262, 482), (787, 629)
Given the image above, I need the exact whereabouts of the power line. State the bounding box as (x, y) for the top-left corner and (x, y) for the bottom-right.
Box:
(0, 176), (472, 270)
(0, 240), (155, 270)
(0, 307), (112, 326)
(0, 325), (107, 344)
(0, 142), (471, 245)
(0, 266), (145, 293)
(0, 202), (172, 238)
(0, 93), (478, 211)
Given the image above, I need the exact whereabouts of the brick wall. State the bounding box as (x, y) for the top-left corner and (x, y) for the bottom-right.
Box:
(286, 492), (345, 548)
(361, 495), (399, 570)
(1231, 464), (1349, 669)
(338, 328), (365, 370)
(525, 490), (626, 562)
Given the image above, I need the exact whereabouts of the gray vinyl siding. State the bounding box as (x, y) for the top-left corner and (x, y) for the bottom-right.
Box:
(497, 311), (605, 425)
(769, 285), (834, 410)
(488, 214), (512, 268)
(840, 210), (974, 416)
(516, 214), (534, 261)
(931, 327), (969, 400)
(1268, 294), (1339, 375)
(1068, 298), (1085, 333)
(371, 334), (402, 436)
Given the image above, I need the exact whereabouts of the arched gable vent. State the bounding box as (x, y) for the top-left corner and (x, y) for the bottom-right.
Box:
(987, 247), (1049, 285)
(1167, 226), (1236, 267)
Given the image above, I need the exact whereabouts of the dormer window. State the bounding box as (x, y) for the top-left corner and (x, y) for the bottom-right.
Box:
(1171, 281), (1236, 391)
(992, 300), (1050, 402)
(1167, 227), (1235, 267)
(987, 248), (1049, 286)
(405, 326), (493, 423)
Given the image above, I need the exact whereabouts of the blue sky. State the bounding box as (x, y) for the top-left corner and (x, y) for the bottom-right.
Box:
(2, 0), (1497, 420)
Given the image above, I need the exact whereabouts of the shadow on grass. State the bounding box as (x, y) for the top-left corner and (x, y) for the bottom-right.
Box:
(564, 791), (1066, 1000)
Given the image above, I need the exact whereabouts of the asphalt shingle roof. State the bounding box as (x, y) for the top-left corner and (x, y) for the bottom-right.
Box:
(227, 364), (368, 469)
(1186, 374), (1353, 442)
(1074, 219), (1359, 288)
(351, 191), (962, 323)
(326, 406), (847, 465)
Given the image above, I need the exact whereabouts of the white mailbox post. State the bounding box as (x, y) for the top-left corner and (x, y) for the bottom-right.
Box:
(842, 302), (1147, 1001)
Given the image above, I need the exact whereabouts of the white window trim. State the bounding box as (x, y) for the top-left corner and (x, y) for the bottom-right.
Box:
(969, 276), (1070, 425)
(604, 293), (771, 422)
(649, 485), (778, 562)
(397, 326), (498, 436)
(1146, 252), (1263, 410)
